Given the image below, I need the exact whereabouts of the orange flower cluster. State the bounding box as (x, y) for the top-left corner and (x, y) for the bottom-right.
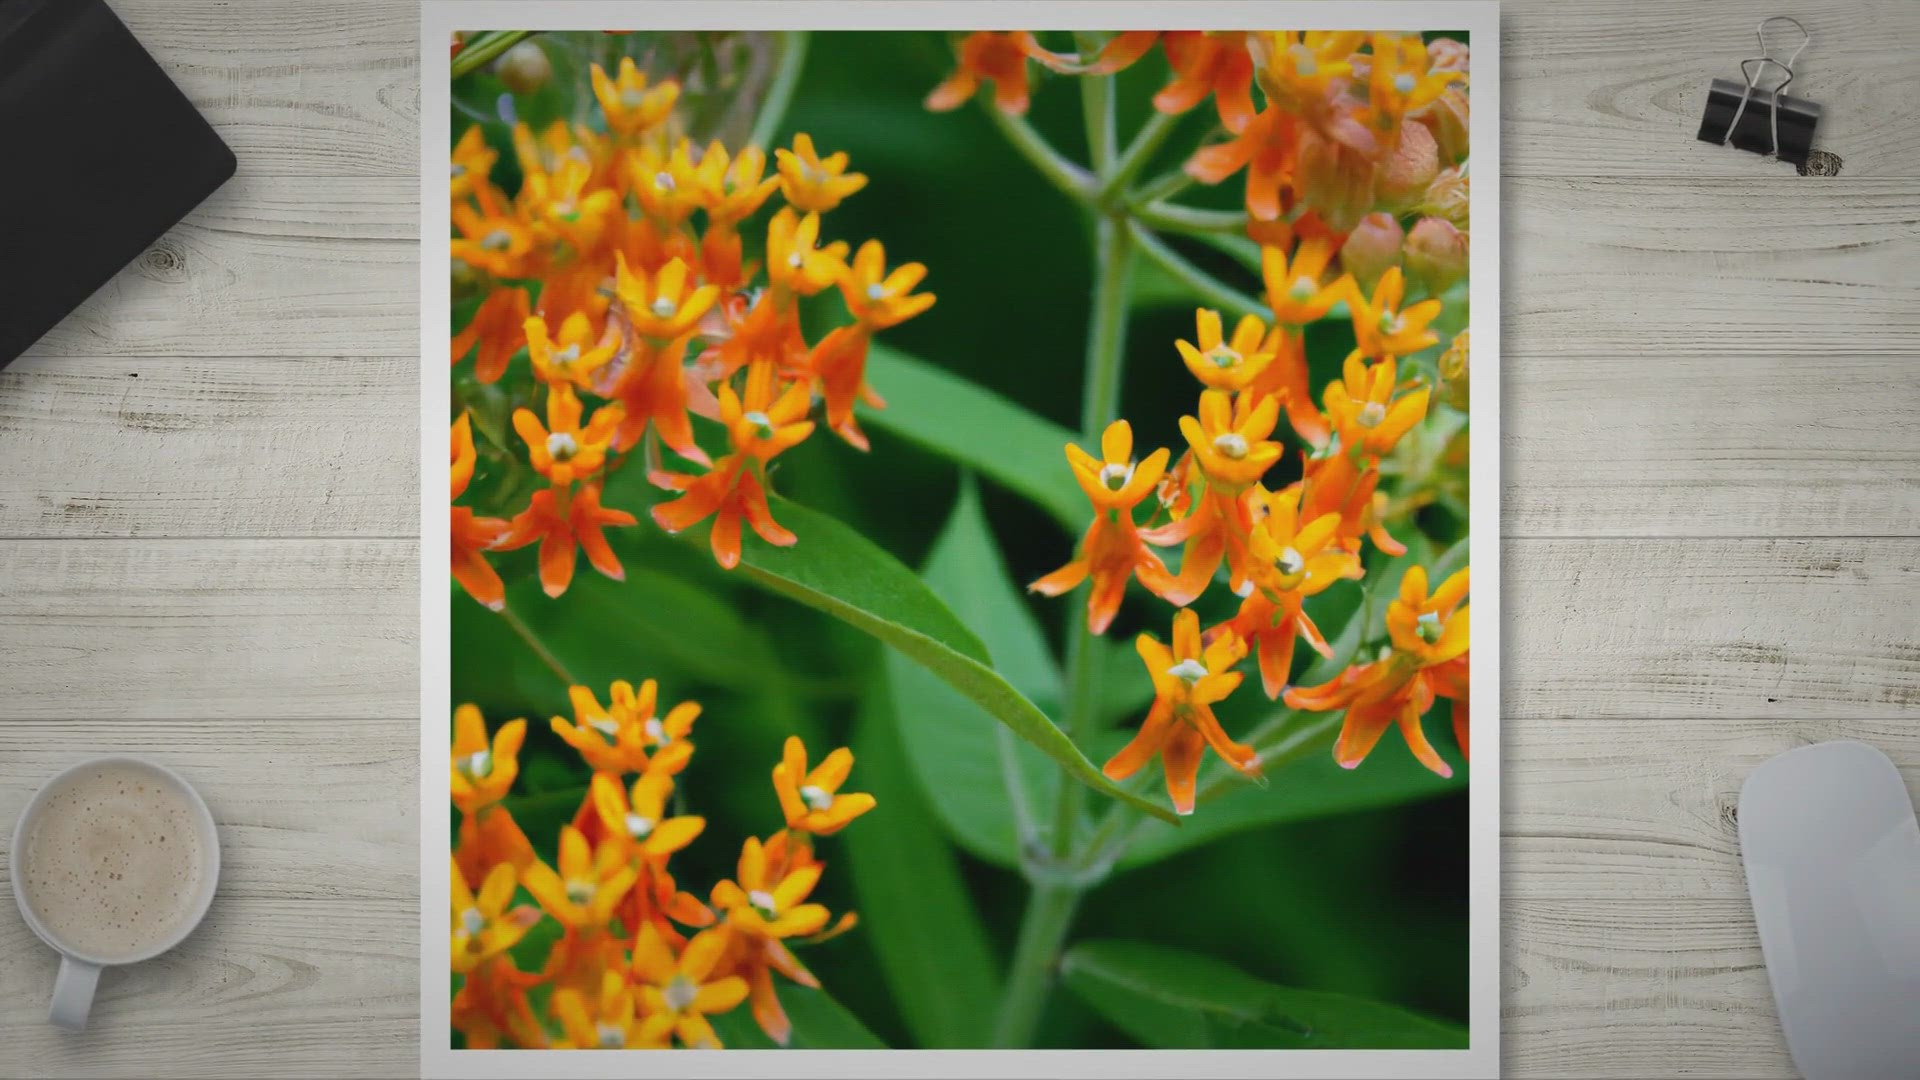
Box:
(450, 59), (934, 607)
(451, 683), (874, 1049)
(949, 32), (1474, 814)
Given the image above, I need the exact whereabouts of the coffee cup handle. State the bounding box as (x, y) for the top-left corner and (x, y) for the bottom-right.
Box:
(49, 956), (102, 1030)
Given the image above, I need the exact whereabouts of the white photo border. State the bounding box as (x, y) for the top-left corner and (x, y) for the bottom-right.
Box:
(421, 4), (1500, 1076)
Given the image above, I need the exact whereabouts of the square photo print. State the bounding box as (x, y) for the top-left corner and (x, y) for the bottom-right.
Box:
(431, 8), (1493, 1073)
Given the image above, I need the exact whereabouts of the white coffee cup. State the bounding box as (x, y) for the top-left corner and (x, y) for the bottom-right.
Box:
(9, 755), (221, 1030)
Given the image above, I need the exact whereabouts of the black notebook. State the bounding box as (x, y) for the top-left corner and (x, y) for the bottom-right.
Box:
(0, 0), (236, 366)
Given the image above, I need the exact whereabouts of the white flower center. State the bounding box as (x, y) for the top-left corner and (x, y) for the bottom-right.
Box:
(565, 879), (595, 906)
(650, 297), (678, 318)
(1206, 343), (1241, 369)
(597, 1022), (625, 1049)
(743, 410), (774, 437)
(1278, 546), (1306, 574)
(1416, 610), (1444, 643)
(450, 163), (467, 178)
(865, 282), (886, 301)
(1393, 72), (1417, 94)
(1378, 310), (1402, 334)
(460, 907), (485, 936)
(482, 229), (513, 251)
(644, 717), (668, 743)
(800, 784), (835, 811)
(1167, 659), (1210, 685)
(551, 343), (581, 366)
(1099, 462), (1134, 492)
(663, 974), (700, 1013)
(1213, 433), (1249, 460)
(786, 252), (805, 269)
(460, 749), (491, 779)
(546, 431), (579, 460)
(619, 87), (648, 109)
(1234, 577), (1255, 598)
(589, 717), (619, 737)
(625, 813), (655, 839)
(1290, 46), (1319, 76)
(1288, 276), (1317, 302)
(748, 889), (778, 917)
(1356, 401), (1387, 429)
(654, 170), (675, 192)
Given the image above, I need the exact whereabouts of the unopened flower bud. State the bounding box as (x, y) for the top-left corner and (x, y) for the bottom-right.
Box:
(1404, 217), (1469, 294)
(1340, 212), (1404, 292)
(495, 41), (552, 95)
(1376, 120), (1441, 212)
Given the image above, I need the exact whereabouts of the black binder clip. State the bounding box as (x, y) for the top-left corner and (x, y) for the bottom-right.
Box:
(1697, 16), (1819, 167)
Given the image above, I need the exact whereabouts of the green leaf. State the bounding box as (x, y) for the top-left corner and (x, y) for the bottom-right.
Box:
(600, 470), (1180, 826)
(1430, 533), (1471, 585)
(886, 479), (1060, 866)
(1061, 940), (1467, 1050)
(862, 345), (1086, 531)
(845, 688), (1003, 1047)
(709, 985), (889, 1049)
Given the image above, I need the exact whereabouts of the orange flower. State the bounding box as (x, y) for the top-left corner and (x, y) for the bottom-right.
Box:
(452, 286), (530, 384)
(772, 736), (876, 835)
(454, 804), (534, 888)
(449, 125), (497, 203)
(520, 825), (639, 932)
(697, 143), (782, 227)
(495, 482), (637, 598)
(450, 183), (536, 278)
(630, 925), (749, 1049)
(627, 138), (708, 228)
(774, 133), (868, 213)
(450, 704), (524, 816)
(589, 770), (705, 861)
(1297, 450), (1407, 557)
(1323, 352), (1431, 459)
(1031, 421), (1178, 634)
(590, 57), (678, 137)
(1248, 328), (1331, 448)
(550, 679), (698, 776)
(1181, 389), (1282, 492)
(707, 831), (844, 1045)
(1156, 32), (1256, 133)
(1185, 106), (1297, 221)
(1249, 31), (1376, 154)
(711, 834), (832, 939)
(925, 32), (1034, 116)
(551, 970), (664, 1049)
(513, 386), (622, 487)
(1226, 485), (1362, 696)
(1260, 234), (1350, 327)
(1348, 265), (1442, 358)
(450, 415), (508, 611)
(764, 207), (848, 298)
(613, 253), (719, 343)
(601, 334), (709, 468)
(1176, 308), (1276, 392)
(1285, 565), (1469, 777)
(519, 152), (621, 255)
(1366, 33), (1465, 133)
(450, 857), (541, 976)
(839, 239), (935, 330)
(524, 312), (619, 391)
(650, 362), (811, 569)
(1106, 609), (1261, 815)
(452, 955), (546, 1049)
(1021, 30), (1159, 75)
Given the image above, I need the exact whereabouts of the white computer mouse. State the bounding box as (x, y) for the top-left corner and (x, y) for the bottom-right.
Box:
(1738, 739), (1920, 1079)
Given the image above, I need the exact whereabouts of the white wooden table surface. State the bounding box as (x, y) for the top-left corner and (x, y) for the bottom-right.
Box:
(1, 1), (1915, 1075)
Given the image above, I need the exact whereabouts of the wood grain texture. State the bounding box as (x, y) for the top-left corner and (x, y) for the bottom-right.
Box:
(0, 1), (1910, 1075)
(0, 357), (414, 539)
(0, 722), (416, 1078)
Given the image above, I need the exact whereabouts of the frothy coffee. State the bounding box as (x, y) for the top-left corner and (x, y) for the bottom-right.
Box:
(17, 762), (209, 961)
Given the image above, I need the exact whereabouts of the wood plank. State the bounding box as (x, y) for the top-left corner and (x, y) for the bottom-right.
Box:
(0, 539), (415, 720)
(1508, 177), (1920, 358)
(1505, 0), (1920, 179)
(0, 720), (415, 1077)
(18, 174), (416, 360)
(1508, 539), (1920, 720)
(112, 0), (1920, 179)
(1506, 354), (1920, 538)
(0, 357), (414, 539)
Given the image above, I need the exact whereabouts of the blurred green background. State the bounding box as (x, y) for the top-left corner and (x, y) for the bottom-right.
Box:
(452, 30), (1468, 1049)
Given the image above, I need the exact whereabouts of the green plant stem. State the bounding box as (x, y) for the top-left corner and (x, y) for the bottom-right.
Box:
(989, 880), (1082, 1048)
(984, 107), (1097, 203)
(1077, 217), (1136, 439)
(1098, 110), (1181, 207)
(452, 31), (536, 81)
(1127, 220), (1271, 322)
(1131, 200), (1248, 235)
(748, 31), (811, 149)
(1132, 165), (1196, 205)
(1075, 33), (1117, 172)
(497, 606), (578, 687)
